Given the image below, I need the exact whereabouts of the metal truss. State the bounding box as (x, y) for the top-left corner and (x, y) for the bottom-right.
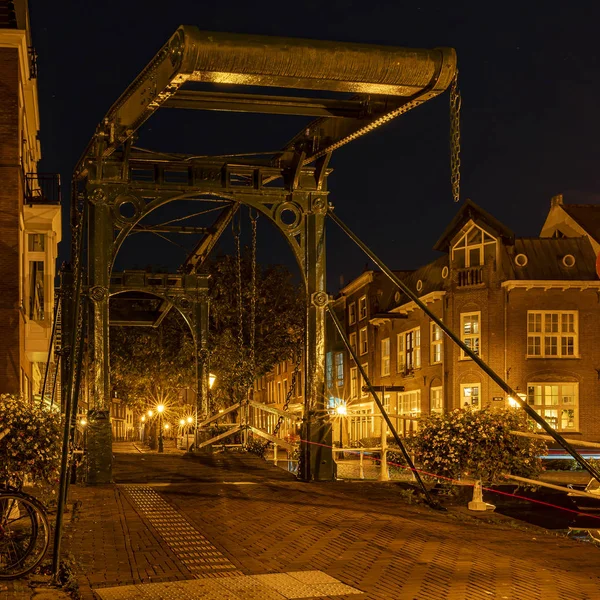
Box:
(70, 26), (457, 485)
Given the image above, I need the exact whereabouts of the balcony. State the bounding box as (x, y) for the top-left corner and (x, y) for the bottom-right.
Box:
(457, 267), (484, 287)
(25, 173), (61, 206)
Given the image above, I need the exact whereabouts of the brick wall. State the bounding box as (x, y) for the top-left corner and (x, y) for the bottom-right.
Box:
(0, 47), (22, 393)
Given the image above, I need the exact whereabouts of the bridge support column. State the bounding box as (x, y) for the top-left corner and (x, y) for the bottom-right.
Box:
(301, 194), (333, 481)
(86, 190), (113, 483)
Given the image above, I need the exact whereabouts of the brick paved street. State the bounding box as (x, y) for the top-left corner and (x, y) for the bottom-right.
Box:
(5, 444), (600, 599)
(53, 444), (600, 599)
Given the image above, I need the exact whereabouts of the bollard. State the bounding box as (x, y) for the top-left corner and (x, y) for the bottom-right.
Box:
(379, 421), (389, 481)
(468, 480), (495, 511)
(359, 450), (365, 480)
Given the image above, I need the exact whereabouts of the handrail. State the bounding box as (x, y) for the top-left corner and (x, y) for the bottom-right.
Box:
(0, 428), (9, 442)
(198, 402), (240, 428)
(247, 426), (295, 452)
(248, 400), (301, 421)
(510, 430), (600, 450)
(502, 474), (600, 500)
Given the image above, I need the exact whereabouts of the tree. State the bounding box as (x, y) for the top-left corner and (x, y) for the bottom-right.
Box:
(109, 252), (304, 414)
(206, 251), (304, 409)
(110, 309), (195, 412)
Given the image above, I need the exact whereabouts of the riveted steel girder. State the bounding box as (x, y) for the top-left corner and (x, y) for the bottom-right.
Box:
(75, 26), (456, 175)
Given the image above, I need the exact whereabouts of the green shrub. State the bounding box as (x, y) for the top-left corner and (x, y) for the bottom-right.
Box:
(410, 407), (547, 484)
(0, 394), (62, 486)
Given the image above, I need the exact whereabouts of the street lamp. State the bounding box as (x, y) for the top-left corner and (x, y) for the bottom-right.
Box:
(157, 404), (165, 453)
(209, 373), (216, 389)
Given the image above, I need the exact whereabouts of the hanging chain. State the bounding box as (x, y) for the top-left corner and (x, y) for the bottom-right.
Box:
(449, 70), (462, 203)
(233, 218), (244, 357)
(249, 210), (258, 378)
(272, 350), (302, 438)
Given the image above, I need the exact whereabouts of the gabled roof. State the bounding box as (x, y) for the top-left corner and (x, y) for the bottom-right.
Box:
(561, 204), (600, 245)
(506, 237), (597, 280)
(433, 199), (514, 252)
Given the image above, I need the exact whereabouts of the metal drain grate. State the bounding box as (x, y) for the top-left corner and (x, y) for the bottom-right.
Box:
(122, 485), (242, 578)
(94, 571), (364, 599)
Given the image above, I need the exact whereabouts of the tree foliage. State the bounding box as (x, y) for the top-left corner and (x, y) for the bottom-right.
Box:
(109, 251), (304, 412)
(207, 251), (304, 408)
(110, 310), (195, 410)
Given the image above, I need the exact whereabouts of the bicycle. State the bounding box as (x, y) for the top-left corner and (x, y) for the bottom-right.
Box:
(0, 428), (51, 579)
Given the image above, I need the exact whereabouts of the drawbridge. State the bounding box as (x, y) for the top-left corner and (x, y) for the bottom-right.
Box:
(51, 24), (600, 576)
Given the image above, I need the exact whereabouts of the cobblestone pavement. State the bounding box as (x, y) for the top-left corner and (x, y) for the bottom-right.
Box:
(55, 448), (600, 599)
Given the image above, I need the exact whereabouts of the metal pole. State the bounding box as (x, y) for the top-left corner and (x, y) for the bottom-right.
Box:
(327, 209), (600, 483)
(327, 305), (441, 508)
(40, 291), (60, 408)
(158, 413), (164, 453)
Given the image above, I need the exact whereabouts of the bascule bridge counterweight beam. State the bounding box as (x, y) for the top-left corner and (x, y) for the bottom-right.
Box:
(73, 27), (457, 483)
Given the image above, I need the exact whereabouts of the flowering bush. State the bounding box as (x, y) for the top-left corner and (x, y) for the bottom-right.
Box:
(0, 394), (62, 486)
(409, 408), (547, 484)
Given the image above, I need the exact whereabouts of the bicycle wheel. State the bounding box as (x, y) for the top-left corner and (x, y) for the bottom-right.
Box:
(0, 492), (50, 579)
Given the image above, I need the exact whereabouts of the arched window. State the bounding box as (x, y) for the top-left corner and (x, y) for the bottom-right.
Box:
(452, 224), (496, 268)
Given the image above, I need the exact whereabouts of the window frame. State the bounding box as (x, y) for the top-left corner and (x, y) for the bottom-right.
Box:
(460, 383), (481, 410)
(430, 322), (443, 364)
(350, 367), (358, 399)
(397, 327), (421, 372)
(358, 295), (368, 320)
(430, 386), (443, 414)
(359, 327), (368, 356)
(348, 302), (356, 325)
(526, 310), (579, 358)
(460, 311), (481, 359)
(451, 224), (496, 268)
(527, 382), (578, 432)
(349, 332), (357, 354)
(381, 338), (390, 377)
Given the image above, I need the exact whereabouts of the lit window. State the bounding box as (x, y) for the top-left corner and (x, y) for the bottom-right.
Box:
(527, 382), (578, 431)
(527, 311), (578, 358)
(398, 390), (421, 434)
(431, 322), (443, 364)
(452, 224), (496, 268)
(335, 352), (344, 389)
(460, 312), (480, 358)
(349, 302), (356, 325)
(430, 386), (443, 413)
(359, 327), (368, 355)
(461, 383), (481, 410)
(358, 296), (367, 320)
(350, 367), (358, 398)
(381, 338), (390, 377)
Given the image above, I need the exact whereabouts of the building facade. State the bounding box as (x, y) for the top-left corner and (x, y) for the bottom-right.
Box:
(0, 0), (61, 402)
(339, 198), (600, 443)
(254, 196), (600, 444)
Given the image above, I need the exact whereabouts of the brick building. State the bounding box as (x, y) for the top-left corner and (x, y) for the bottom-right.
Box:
(339, 197), (600, 443)
(254, 196), (600, 444)
(0, 1), (61, 401)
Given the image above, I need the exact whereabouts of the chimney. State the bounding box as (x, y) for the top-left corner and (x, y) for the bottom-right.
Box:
(551, 194), (564, 207)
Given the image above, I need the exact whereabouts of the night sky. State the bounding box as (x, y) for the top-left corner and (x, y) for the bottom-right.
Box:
(29, 1), (600, 292)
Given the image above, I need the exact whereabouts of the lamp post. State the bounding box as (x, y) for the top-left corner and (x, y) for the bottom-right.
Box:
(186, 416), (193, 451)
(140, 415), (146, 442)
(157, 404), (165, 453)
(336, 403), (347, 447)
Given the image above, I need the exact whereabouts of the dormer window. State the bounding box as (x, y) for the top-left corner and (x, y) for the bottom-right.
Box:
(452, 224), (496, 268)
